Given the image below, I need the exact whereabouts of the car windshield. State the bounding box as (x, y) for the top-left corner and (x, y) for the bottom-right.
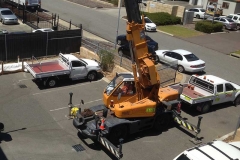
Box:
(1, 10), (13, 15)
(227, 19), (234, 22)
(146, 36), (153, 42)
(144, 17), (153, 23)
(183, 54), (199, 62)
(200, 9), (206, 12)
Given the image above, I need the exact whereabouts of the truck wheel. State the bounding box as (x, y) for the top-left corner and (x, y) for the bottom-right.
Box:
(199, 102), (211, 113)
(153, 114), (170, 131)
(108, 125), (128, 144)
(234, 95), (240, 106)
(47, 78), (57, 88)
(87, 71), (97, 81)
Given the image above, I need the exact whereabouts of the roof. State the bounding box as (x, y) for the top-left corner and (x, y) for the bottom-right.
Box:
(0, 8), (11, 11)
(172, 49), (192, 55)
(61, 54), (79, 61)
(195, 75), (227, 84)
(186, 141), (240, 160)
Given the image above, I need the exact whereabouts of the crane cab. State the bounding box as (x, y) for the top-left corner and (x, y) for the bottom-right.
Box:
(103, 73), (138, 107)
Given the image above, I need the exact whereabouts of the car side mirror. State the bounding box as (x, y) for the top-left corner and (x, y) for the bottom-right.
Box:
(233, 87), (236, 91)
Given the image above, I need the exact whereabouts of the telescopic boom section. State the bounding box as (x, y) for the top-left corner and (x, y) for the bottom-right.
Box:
(124, 0), (160, 101)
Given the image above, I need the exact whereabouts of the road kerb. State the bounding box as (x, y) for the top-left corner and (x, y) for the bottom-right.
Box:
(230, 53), (240, 59)
(216, 131), (234, 141)
(157, 29), (174, 36)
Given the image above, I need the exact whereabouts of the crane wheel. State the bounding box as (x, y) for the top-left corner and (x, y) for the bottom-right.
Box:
(153, 114), (170, 131)
(108, 125), (128, 144)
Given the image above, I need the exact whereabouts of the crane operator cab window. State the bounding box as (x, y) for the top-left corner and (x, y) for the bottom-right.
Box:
(113, 81), (136, 96)
(105, 73), (135, 95)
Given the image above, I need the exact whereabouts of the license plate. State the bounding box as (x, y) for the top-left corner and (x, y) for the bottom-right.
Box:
(184, 96), (191, 101)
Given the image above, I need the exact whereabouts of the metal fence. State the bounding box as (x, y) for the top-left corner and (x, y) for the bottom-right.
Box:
(81, 38), (178, 86)
(0, 1), (69, 31)
(0, 29), (82, 61)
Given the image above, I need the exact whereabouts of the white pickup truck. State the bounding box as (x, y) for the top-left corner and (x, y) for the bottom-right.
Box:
(25, 53), (102, 88)
(170, 75), (240, 113)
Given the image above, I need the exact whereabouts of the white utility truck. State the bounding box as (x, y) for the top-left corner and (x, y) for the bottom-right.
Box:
(25, 53), (102, 88)
(171, 75), (240, 113)
(4, 0), (41, 10)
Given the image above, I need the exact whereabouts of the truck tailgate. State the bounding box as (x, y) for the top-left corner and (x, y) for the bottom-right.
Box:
(26, 60), (70, 79)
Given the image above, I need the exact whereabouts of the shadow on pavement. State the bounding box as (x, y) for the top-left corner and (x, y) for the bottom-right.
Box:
(181, 102), (235, 117)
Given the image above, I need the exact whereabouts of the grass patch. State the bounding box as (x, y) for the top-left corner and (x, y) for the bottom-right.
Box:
(157, 25), (204, 38)
(234, 50), (240, 55)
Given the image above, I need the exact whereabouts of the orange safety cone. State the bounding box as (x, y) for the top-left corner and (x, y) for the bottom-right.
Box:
(99, 118), (105, 130)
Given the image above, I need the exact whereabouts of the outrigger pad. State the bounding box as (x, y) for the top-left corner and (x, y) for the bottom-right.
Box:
(190, 137), (202, 145)
(81, 109), (94, 118)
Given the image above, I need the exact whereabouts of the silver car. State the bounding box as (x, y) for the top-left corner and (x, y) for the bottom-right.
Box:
(208, 17), (237, 30)
(0, 8), (18, 25)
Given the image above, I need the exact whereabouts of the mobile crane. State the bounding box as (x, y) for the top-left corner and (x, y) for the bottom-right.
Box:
(72, 0), (203, 159)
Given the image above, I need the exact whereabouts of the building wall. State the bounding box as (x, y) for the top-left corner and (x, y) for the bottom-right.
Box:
(144, 2), (185, 18)
(234, 3), (240, 13)
(222, 1), (236, 15)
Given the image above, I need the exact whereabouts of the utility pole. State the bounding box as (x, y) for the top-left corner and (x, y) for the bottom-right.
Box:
(114, 0), (122, 49)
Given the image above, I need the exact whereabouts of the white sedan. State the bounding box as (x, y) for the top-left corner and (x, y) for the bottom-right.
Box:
(156, 49), (205, 73)
(144, 17), (156, 31)
(188, 8), (209, 19)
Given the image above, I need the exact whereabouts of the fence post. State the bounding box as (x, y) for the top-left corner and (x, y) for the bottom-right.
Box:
(22, 3), (25, 23)
(51, 13), (53, 28)
(5, 34), (7, 61)
(69, 20), (71, 30)
(57, 15), (59, 30)
(46, 32), (49, 56)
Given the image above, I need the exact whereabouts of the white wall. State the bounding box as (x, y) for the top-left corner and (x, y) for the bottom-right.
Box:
(222, 1), (236, 15)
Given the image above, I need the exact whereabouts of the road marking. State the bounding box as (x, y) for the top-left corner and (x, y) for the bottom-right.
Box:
(32, 80), (102, 96)
(50, 98), (102, 112)
(13, 78), (33, 85)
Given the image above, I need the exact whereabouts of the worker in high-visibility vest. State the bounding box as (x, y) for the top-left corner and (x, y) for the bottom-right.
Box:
(70, 107), (79, 118)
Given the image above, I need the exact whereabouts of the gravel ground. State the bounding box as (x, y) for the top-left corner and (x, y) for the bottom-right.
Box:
(67, 0), (114, 8)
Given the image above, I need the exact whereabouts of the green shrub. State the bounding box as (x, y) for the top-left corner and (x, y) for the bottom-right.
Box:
(195, 21), (223, 33)
(142, 12), (181, 25)
(100, 50), (114, 71)
(111, 0), (118, 6)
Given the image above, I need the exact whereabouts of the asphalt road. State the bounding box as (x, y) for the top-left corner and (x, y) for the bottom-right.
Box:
(42, 0), (240, 83)
(1, 72), (240, 160)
